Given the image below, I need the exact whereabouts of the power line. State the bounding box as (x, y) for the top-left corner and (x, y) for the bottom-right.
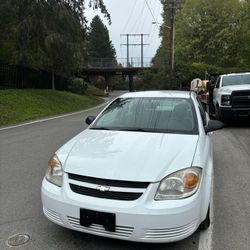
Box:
(146, 1), (163, 55)
(132, 3), (146, 34)
(144, 0), (158, 25)
(137, 4), (149, 36)
(121, 0), (138, 33)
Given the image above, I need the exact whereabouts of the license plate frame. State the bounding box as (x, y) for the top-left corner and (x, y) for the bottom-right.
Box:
(80, 209), (116, 232)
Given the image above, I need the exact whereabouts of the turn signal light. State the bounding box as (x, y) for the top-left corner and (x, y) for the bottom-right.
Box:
(184, 172), (198, 191)
(48, 158), (58, 168)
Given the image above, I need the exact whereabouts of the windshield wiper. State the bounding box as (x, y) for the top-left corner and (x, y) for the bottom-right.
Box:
(90, 127), (113, 130)
(118, 127), (155, 132)
(91, 127), (157, 133)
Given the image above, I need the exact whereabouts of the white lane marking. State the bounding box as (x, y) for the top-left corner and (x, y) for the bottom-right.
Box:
(198, 175), (214, 250)
(0, 101), (109, 132)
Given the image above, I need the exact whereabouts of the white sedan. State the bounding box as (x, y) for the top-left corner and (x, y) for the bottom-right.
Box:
(41, 91), (223, 243)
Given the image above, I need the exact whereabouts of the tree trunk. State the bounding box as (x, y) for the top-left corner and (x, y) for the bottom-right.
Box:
(52, 72), (55, 90)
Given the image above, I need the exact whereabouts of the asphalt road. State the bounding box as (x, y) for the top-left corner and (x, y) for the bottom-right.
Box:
(213, 121), (250, 250)
(0, 91), (249, 250)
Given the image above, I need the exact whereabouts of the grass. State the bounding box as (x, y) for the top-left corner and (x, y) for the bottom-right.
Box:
(0, 89), (104, 126)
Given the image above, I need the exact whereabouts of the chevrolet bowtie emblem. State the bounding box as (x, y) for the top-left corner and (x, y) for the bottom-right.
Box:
(96, 185), (110, 192)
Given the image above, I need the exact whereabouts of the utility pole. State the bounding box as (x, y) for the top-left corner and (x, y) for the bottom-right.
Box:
(120, 34), (149, 68)
(166, 0), (185, 72)
(126, 34), (129, 67)
(169, 0), (175, 72)
(141, 34), (144, 68)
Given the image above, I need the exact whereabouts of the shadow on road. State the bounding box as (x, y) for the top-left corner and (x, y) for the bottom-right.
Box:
(51, 225), (200, 250)
(222, 119), (250, 129)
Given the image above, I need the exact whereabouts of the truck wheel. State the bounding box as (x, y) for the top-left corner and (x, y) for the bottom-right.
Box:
(199, 206), (210, 230)
(209, 103), (216, 117)
(215, 106), (223, 122)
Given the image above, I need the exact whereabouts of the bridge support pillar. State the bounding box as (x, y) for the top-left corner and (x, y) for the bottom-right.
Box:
(128, 74), (134, 92)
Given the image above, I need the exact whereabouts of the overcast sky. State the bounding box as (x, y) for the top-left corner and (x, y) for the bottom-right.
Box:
(85, 0), (163, 66)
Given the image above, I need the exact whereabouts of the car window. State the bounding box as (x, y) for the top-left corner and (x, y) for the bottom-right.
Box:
(91, 97), (198, 135)
(222, 74), (250, 86)
(197, 99), (207, 126)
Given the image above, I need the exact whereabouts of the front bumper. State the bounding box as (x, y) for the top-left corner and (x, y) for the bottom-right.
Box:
(41, 176), (203, 243)
(219, 107), (250, 119)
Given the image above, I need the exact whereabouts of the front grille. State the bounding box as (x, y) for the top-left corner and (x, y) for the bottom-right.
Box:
(68, 216), (134, 238)
(68, 173), (149, 188)
(70, 184), (142, 201)
(68, 173), (149, 201)
(232, 90), (250, 108)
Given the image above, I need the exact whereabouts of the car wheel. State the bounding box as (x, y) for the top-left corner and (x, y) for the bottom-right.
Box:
(199, 206), (210, 230)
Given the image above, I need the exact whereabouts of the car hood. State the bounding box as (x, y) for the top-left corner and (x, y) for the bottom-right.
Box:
(220, 84), (250, 94)
(60, 130), (199, 182)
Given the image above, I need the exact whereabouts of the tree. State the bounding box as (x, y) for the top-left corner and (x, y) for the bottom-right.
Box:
(0, 0), (17, 63)
(239, 0), (250, 67)
(0, 0), (111, 88)
(153, 0), (185, 69)
(88, 15), (116, 61)
(174, 0), (242, 67)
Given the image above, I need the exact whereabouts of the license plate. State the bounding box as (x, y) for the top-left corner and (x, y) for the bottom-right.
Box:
(80, 209), (116, 232)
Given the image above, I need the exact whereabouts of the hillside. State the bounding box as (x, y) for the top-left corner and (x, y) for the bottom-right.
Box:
(0, 89), (103, 126)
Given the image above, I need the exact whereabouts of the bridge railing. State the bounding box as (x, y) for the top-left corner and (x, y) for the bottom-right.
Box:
(87, 57), (164, 68)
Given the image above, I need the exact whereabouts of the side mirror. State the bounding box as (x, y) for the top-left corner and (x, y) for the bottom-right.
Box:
(205, 120), (223, 133)
(85, 116), (96, 125)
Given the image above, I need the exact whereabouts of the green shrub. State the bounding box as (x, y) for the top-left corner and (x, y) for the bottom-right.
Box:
(69, 78), (88, 95)
(109, 76), (128, 90)
(86, 83), (105, 96)
(134, 69), (180, 91)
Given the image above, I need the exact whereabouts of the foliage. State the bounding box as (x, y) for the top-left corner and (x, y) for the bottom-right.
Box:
(85, 83), (106, 96)
(88, 15), (116, 60)
(0, 1), (17, 64)
(135, 69), (180, 91)
(148, 0), (250, 91)
(239, 0), (250, 67)
(108, 76), (128, 90)
(154, 0), (185, 66)
(69, 78), (88, 94)
(175, 0), (243, 68)
(135, 63), (218, 91)
(0, 0), (111, 82)
(0, 89), (103, 126)
(88, 0), (111, 25)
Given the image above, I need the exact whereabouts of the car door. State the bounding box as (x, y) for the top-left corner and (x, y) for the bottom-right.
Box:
(213, 76), (221, 106)
(196, 98), (213, 192)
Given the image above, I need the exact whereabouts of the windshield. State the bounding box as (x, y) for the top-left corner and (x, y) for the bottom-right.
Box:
(91, 97), (198, 135)
(222, 75), (250, 86)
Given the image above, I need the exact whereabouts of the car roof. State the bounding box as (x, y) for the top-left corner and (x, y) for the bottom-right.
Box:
(120, 91), (192, 99)
(221, 72), (250, 77)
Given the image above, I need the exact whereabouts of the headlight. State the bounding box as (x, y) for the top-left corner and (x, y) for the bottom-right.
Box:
(45, 155), (63, 187)
(221, 95), (231, 106)
(155, 167), (202, 200)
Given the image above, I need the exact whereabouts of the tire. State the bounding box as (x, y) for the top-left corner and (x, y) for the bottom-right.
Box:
(215, 105), (224, 122)
(199, 206), (210, 230)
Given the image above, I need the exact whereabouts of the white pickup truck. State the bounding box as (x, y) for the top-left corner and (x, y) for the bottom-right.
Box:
(212, 72), (250, 121)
